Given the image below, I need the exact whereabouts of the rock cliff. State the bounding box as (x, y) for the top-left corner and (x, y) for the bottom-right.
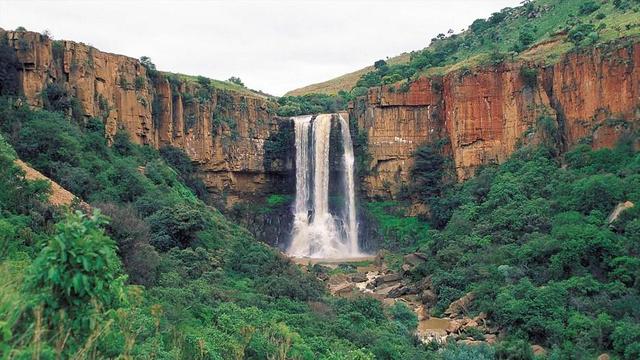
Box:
(1, 28), (293, 203)
(4, 29), (638, 203)
(351, 39), (640, 198)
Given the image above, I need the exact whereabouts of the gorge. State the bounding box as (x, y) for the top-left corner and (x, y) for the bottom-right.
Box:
(1, 0), (640, 357)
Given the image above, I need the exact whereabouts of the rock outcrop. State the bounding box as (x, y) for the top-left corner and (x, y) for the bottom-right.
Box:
(4, 29), (639, 202)
(1, 28), (292, 204)
(351, 39), (640, 198)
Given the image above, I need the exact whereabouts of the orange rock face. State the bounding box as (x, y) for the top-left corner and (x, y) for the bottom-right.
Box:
(352, 41), (640, 197)
(354, 78), (444, 198)
(3, 29), (289, 202)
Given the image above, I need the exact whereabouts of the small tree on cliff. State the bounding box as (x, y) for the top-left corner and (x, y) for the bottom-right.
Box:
(228, 76), (245, 87)
(140, 56), (158, 79)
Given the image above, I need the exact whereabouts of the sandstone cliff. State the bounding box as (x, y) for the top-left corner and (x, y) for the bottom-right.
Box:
(1, 28), (293, 203)
(352, 39), (640, 198)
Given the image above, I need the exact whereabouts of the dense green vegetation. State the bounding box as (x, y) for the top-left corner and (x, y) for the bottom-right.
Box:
(276, 93), (351, 117)
(0, 98), (439, 358)
(370, 135), (640, 358)
(356, 0), (640, 89)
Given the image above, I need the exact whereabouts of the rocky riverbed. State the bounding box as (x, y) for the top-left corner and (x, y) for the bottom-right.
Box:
(295, 252), (508, 349)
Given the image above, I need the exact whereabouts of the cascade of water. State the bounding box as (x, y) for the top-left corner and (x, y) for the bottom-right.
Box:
(288, 114), (360, 258)
(287, 115), (312, 256)
(338, 114), (359, 255)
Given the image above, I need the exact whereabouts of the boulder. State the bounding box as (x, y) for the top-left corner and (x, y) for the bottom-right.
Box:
(485, 334), (497, 344)
(444, 292), (475, 318)
(531, 345), (546, 356)
(446, 319), (463, 334)
(388, 285), (416, 298)
(420, 290), (437, 306)
(403, 252), (427, 267)
(607, 201), (634, 223)
(462, 320), (478, 330)
(350, 272), (368, 283)
(374, 272), (403, 287)
(457, 339), (485, 346)
(415, 276), (433, 291)
(597, 354), (610, 360)
(332, 283), (355, 296)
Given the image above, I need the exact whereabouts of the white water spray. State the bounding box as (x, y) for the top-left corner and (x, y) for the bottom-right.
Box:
(288, 114), (361, 258)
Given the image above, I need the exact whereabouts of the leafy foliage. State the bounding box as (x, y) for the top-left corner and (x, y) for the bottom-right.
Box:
(0, 97), (433, 358)
(392, 141), (640, 358)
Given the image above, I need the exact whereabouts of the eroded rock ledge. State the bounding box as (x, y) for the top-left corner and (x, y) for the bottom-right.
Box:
(1, 28), (293, 204)
(351, 39), (640, 198)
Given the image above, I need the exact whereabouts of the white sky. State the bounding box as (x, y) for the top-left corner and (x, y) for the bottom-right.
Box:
(0, 0), (520, 95)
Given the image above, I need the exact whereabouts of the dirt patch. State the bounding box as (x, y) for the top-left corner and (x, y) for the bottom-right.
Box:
(16, 159), (89, 209)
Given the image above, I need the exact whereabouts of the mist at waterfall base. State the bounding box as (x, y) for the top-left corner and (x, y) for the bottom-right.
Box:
(287, 114), (364, 259)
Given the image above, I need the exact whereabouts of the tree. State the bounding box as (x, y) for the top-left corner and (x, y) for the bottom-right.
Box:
(374, 59), (387, 69)
(228, 76), (245, 87)
(25, 211), (126, 329)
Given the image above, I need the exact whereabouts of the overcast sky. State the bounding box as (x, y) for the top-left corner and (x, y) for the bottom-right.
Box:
(0, 0), (520, 95)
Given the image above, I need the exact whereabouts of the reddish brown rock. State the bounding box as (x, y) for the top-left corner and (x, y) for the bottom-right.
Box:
(351, 41), (640, 197)
(3, 29), (287, 202)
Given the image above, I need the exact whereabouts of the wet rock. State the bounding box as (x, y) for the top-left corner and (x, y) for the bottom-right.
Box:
(420, 290), (437, 306)
(388, 285), (416, 298)
(374, 272), (403, 287)
(445, 292), (475, 318)
(403, 252), (427, 267)
(446, 319), (464, 334)
(331, 283), (355, 296)
(350, 272), (368, 283)
(416, 276), (433, 291)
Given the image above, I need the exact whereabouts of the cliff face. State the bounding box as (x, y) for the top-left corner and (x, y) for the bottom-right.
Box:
(2, 29), (293, 203)
(352, 40), (640, 198)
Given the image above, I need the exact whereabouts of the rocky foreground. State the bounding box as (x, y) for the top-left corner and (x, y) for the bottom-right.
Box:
(298, 253), (556, 358)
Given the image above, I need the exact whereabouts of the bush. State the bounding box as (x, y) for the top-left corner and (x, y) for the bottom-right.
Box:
(25, 211), (126, 329)
(579, 1), (601, 15)
(148, 203), (207, 250)
(228, 76), (245, 87)
(520, 67), (538, 88)
(98, 203), (160, 286)
(389, 302), (418, 331)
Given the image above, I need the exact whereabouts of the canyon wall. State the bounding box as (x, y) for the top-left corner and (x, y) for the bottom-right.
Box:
(352, 40), (640, 198)
(3, 28), (639, 203)
(1, 28), (293, 204)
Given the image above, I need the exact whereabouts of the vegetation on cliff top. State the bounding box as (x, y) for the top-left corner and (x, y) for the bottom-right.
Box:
(286, 0), (640, 96)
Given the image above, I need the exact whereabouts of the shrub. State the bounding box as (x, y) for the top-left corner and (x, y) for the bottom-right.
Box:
(148, 203), (207, 250)
(520, 67), (538, 88)
(228, 76), (245, 87)
(389, 302), (418, 331)
(25, 211), (126, 329)
(98, 203), (160, 286)
(579, 1), (601, 15)
(134, 76), (145, 91)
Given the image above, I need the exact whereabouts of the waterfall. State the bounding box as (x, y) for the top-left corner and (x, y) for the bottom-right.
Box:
(288, 114), (361, 258)
(338, 114), (359, 255)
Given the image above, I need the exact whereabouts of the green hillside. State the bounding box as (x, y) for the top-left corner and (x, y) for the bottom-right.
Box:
(286, 0), (640, 97)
